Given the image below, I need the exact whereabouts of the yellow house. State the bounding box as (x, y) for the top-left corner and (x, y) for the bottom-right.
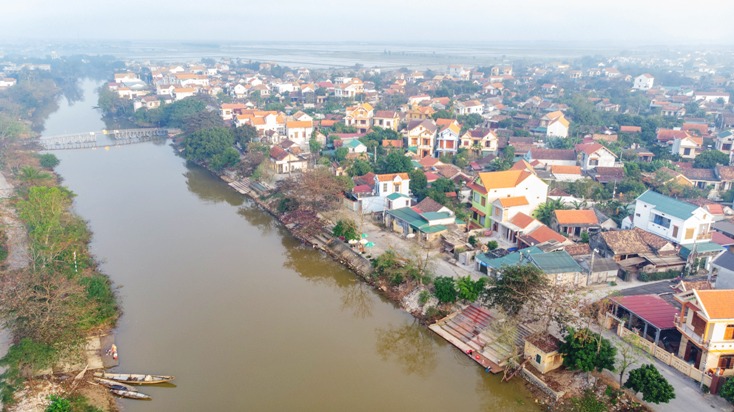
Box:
(524, 333), (564, 374)
(345, 103), (374, 134)
(675, 289), (734, 376)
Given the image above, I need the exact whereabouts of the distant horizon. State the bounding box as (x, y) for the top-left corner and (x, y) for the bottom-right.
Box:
(3, 0), (733, 48)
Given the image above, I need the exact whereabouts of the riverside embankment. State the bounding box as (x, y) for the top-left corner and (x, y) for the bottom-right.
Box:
(47, 79), (539, 411)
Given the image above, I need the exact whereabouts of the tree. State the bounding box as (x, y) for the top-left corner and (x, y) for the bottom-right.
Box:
(409, 169), (428, 200)
(183, 110), (223, 135)
(233, 124), (258, 148)
(348, 159), (372, 177)
(333, 219), (358, 241)
(693, 150), (729, 168)
(456, 276), (486, 302)
(309, 137), (322, 155)
(334, 147), (348, 162)
(615, 333), (650, 387)
(277, 168), (349, 213)
(720, 376), (734, 404)
(481, 263), (549, 316)
(378, 151), (413, 173)
(559, 327), (616, 373)
(0, 113), (29, 144)
(183, 127), (237, 171)
(624, 364), (675, 404)
(433, 276), (457, 303)
(38, 153), (60, 169)
(533, 198), (566, 225)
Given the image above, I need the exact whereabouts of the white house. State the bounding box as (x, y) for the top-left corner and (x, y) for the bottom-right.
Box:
(353, 173), (411, 213)
(285, 121), (314, 146)
(541, 111), (570, 138)
(577, 143), (617, 171)
(671, 135), (702, 159)
(435, 119), (461, 157)
(694, 91), (730, 104)
(633, 74), (655, 90)
(632, 190), (713, 245)
(455, 100), (484, 116)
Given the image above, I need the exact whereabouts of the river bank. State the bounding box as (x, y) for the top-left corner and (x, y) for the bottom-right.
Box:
(215, 166), (560, 406)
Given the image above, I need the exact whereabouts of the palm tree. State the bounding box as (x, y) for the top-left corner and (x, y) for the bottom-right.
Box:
(533, 198), (566, 225)
(18, 166), (51, 185)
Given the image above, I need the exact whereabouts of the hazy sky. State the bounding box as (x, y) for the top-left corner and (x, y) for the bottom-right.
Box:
(2, 0), (734, 45)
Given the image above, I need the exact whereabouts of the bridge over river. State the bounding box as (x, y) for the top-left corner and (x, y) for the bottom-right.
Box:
(39, 128), (178, 150)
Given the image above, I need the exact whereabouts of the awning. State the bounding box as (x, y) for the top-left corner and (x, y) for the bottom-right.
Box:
(470, 207), (486, 217)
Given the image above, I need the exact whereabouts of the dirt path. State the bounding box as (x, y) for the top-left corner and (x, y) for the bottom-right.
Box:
(0, 172), (30, 271)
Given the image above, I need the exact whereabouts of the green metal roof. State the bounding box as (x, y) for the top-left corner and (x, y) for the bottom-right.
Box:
(386, 192), (410, 200)
(476, 247), (543, 268)
(386, 207), (450, 234)
(421, 211), (452, 220)
(637, 190), (698, 220)
(680, 242), (724, 259)
(529, 251), (583, 274)
(344, 139), (365, 149)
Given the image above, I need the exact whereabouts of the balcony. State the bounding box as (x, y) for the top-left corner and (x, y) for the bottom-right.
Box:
(674, 316), (708, 347)
(696, 232), (712, 241)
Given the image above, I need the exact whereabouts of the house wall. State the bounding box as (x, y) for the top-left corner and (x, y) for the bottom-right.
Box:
(633, 199), (711, 245)
(524, 342), (563, 374)
(547, 121), (569, 138)
(582, 151), (616, 171)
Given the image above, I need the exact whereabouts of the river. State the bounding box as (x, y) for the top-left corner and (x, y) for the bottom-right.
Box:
(45, 79), (538, 411)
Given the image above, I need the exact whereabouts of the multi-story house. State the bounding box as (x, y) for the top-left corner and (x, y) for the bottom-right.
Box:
(633, 74), (655, 90)
(672, 135), (702, 159)
(632, 190), (713, 245)
(455, 100), (484, 116)
(576, 143), (617, 171)
(285, 121), (314, 146)
(540, 111), (570, 138)
(406, 119), (437, 158)
(435, 119), (461, 157)
(467, 168), (548, 232)
(674, 289), (734, 376)
(460, 128), (498, 155)
(344, 103), (374, 134)
(372, 110), (400, 131)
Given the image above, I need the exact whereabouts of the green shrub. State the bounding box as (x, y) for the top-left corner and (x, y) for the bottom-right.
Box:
(46, 395), (71, 412)
(433, 276), (457, 303)
(638, 270), (678, 282)
(486, 240), (498, 251)
(0, 339), (57, 405)
(418, 290), (430, 306)
(38, 154), (60, 169)
(720, 377), (734, 404)
(78, 274), (118, 329)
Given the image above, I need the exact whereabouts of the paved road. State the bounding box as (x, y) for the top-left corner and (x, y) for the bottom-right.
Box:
(600, 329), (733, 412)
(345, 210), (484, 281)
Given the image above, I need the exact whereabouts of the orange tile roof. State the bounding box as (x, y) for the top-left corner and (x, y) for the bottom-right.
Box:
(510, 159), (535, 172)
(510, 212), (535, 229)
(554, 209), (598, 225)
(528, 225), (567, 243)
(476, 170), (532, 190)
(695, 290), (734, 319)
(498, 196), (529, 207)
(376, 173), (410, 182)
(551, 165), (582, 175)
(286, 121), (313, 128)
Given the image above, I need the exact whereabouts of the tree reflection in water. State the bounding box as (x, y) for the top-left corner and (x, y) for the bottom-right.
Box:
(340, 280), (373, 319)
(375, 321), (438, 377)
(183, 167), (244, 207)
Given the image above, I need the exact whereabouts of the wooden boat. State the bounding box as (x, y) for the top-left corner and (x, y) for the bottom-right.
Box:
(94, 377), (136, 392)
(94, 372), (174, 384)
(109, 388), (152, 400)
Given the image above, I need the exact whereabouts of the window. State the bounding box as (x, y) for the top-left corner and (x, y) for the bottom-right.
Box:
(473, 192), (480, 203)
(589, 158), (599, 166)
(481, 197), (486, 206)
(535, 354), (541, 364)
(683, 148), (691, 156)
(382, 183), (388, 192)
(672, 226), (679, 238)
(725, 325), (734, 340)
(652, 214), (671, 229)
(685, 228), (694, 240)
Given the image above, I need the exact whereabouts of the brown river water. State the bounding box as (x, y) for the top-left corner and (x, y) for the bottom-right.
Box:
(44, 79), (538, 411)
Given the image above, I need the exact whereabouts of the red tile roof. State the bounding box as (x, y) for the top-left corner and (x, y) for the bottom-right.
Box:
(612, 295), (678, 329)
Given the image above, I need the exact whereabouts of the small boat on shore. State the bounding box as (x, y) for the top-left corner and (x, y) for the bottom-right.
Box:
(94, 377), (137, 392)
(109, 388), (152, 400)
(94, 372), (174, 384)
